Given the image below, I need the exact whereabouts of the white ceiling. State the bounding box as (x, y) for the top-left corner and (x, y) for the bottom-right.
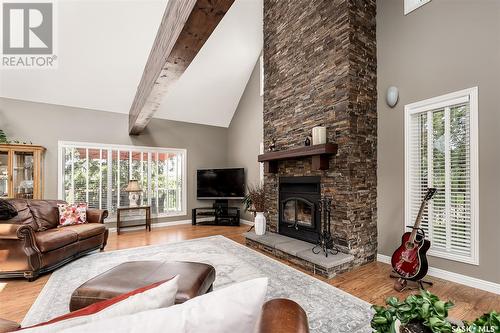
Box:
(0, 0), (263, 129)
(0, 0), (168, 113)
(154, 0), (263, 127)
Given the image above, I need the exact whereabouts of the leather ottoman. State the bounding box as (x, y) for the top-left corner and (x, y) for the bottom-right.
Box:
(69, 261), (216, 311)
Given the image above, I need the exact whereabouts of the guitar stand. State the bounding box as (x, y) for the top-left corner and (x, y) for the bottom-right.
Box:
(390, 271), (433, 292)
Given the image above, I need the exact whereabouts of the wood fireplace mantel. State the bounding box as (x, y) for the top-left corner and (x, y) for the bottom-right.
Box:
(258, 143), (338, 173)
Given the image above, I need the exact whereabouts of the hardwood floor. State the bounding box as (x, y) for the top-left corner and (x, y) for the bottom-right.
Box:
(0, 224), (498, 324)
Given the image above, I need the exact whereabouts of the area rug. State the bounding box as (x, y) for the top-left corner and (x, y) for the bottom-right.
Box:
(22, 235), (373, 332)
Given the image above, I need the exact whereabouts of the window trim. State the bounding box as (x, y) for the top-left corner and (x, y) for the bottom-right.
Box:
(404, 87), (479, 265)
(57, 141), (188, 219)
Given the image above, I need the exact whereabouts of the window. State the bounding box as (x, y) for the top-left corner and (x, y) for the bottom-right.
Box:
(58, 141), (186, 219)
(404, 87), (478, 265)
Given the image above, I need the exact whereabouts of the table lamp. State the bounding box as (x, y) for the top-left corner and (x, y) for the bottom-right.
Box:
(124, 180), (142, 207)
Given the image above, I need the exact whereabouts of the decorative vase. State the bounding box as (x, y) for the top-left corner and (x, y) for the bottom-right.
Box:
(312, 126), (327, 145)
(254, 212), (266, 235)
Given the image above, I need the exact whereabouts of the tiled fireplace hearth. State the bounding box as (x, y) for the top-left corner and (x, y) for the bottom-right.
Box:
(245, 0), (377, 278)
(245, 232), (354, 279)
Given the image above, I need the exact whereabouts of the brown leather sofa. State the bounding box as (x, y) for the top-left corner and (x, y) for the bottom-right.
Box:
(0, 199), (108, 281)
(0, 298), (309, 333)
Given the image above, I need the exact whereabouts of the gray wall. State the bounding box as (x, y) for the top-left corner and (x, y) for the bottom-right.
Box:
(0, 97), (228, 223)
(0, 60), (264, 225)
(227, 59), (264, 221)
(377, 0), (500, 283)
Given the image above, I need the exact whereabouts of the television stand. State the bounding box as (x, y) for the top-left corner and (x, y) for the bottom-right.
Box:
(192, 204), (240, 226)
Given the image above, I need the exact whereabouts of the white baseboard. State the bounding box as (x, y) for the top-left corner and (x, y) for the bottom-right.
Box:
(240, 219), (254, 226)
(107, 217), (252, 233)
(107, 218), (211, 233)
(377, 254), (500, 295)
(377, 254), (390, 263)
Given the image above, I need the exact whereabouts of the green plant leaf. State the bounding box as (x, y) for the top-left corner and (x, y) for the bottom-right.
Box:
(428, 316), (446, 327)
(419, 302), (430, 318)
(372, 316), (388, 324)
(386, 296), (400, 307)
(398, 304), (412, 312)
(371, 292), (497, 333)
(406, 295), (419, 304)
(433, 301), (447, 317)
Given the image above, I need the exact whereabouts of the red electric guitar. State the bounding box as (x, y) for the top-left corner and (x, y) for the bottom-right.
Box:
(391, 188), (437, 281)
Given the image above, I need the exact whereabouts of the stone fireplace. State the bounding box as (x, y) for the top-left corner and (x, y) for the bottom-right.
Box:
(279, 176), (321, 244)
(245, 0), (377, 277)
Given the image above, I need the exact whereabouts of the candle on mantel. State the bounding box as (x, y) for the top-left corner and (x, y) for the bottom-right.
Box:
(312, 126), (327, 145)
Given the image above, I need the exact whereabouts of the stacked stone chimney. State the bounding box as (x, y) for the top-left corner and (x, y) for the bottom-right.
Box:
(263, 0), (377, 269)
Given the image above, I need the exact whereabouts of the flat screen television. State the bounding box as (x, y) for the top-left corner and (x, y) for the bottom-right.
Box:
(197, 168), (245, 199)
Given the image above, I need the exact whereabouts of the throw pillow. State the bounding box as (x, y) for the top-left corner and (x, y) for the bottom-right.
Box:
(59, 277), (269, 333)
(20, 275), (179, 332)
(0, 199), (18, 220)
(57, 203), (87, 227)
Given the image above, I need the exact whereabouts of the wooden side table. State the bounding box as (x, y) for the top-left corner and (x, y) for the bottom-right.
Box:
(116, 206), (151, 235)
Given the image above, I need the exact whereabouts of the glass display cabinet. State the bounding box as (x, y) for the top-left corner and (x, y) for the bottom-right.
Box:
(0, 144), (45, 200)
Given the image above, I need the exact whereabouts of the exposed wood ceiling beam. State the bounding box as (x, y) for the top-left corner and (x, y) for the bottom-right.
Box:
(129, 0), (235, 135)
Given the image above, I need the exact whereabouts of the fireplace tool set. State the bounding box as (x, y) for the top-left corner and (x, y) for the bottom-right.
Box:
(312, 196), (340, 257)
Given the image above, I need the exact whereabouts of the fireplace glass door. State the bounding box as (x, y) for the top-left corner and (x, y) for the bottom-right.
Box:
(282, 198), (314, 228)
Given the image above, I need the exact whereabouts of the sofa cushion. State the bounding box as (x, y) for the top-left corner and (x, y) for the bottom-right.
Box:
(63, 224), (105, 240)
(34, 228), (78, 253)
(5, 199), (37, 230)
(19, 276), (179, 333)
(60, 278), (268, 333)
(29, 200), (67, 231)
(57, 203), (87, 227)
(0, 199), (18, 220)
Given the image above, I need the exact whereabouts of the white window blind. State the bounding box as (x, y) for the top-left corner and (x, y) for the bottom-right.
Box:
(58, 142), (186, 219)
(405, 87), (479, 265)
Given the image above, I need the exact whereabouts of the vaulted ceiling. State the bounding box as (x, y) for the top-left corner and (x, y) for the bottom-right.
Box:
(154, 0), (263, 128)
(0, 0), (263, 129)
(0, 1), (167, 114)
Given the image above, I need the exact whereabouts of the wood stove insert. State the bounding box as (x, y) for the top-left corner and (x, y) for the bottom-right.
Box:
(279, 176), (321, 244)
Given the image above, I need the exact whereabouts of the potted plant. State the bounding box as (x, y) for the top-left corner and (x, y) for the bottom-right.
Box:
(0, 129), (7, 144)
(0, 130), (31, 145)
(243, 184), (266, 235)
(462, 312), (500, 333)
(371, 290), (499, 333)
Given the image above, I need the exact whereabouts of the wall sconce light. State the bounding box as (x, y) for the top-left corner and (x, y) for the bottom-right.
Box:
(386, 86), (399, 108)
